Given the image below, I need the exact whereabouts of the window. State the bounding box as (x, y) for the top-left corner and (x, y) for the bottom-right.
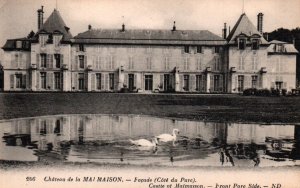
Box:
(214, 75), (220, 91)
(238, 75), (244, 92)
(79, 44), (85, 52)
(54, 54), (61, 68)
(252, 57), (258, 70)
(239, 56), (244, 70)
(109, 73), (114, 90)
(163, 74), (170, 91)
(79, 55), (84, 69)
(275, 57), (282, 72)
(275, 44), (284, 53)
(184, 57), (189, 70)
(251, 75), (258, 89)
(108, 56), (114, 69)
(78, 73), (84, 90)
(129, 57), (134, 69)
(214, 46), (220, 53)
(15, 74), (22, 88)
(41, 54), (47, 68)
(252, 39), (259, 50)
(196, 58), (202, 70)
(40, 35), (47, 47)
(238, 38), (246, 50)
(53, 36), (60, 47)
(183, 75), (189, 91)
(54, 72), (61, 89)
(96, 73), (101, 90)
(40, 72), (46, 89)
(214, 57), (220, 71)
(275, 81), (283, 90)
(146, 57), (152, 69)
(128, 74), (135, 91)
(184, 46), (190, 53)
(54, 120), (61, 134)
(16, 41), (22, 49)
(196, 75), (203, 91)
(164, 57), (169, 70)
(145, 75), (153, 91)
(196, 46), (203, 53)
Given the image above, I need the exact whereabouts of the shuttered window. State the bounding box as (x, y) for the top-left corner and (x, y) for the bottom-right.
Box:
(40, 72), (46, 89)
(96, 73), (101, 90)
(41, 54), (47, 68)
(54, 72), (61, 89)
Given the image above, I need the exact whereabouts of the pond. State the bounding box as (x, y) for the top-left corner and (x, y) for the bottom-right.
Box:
(0, 114), (299, 167)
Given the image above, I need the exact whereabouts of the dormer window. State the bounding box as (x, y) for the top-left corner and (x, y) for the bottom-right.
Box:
(238, 38), (246, 50)
(53, 35), (61, 47)
(16, 41), (22, 49)
(252, 39), (260, 50)
(39, 35), (48, 47)
(274, 44), (285, 53)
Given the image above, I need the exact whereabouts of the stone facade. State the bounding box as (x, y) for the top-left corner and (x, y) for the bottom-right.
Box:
(1, 8), (298, 93)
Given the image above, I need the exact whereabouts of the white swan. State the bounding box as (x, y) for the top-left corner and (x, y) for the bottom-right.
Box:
(129, 138), (158, 147)
(156, 129), (180, 142)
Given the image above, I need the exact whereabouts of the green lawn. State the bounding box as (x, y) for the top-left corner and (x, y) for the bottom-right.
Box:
(0, 92), (299, 123)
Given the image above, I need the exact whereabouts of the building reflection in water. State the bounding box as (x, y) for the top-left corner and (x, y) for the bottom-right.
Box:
(0, 114), (299, 167)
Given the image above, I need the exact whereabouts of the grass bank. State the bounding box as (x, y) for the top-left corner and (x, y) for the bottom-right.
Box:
(0, 92), (299, 123)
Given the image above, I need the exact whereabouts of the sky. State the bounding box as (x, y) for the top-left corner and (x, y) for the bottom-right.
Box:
(0, 0), (300, 58)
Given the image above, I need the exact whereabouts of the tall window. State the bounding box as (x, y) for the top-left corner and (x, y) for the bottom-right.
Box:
(184, 57), (189, 70)
(196, 75), (203, 91)
(41, 54), (47, 68)
(109, 73), (114, 90)
(96, 73), (101, 90)
(40, 72), (46, 89)
(196, 58), (202, 70)
(214, 75), (220, 91)
(40, 35), (47, 47)
(239, 56), (244, 70)
(214, 57), (220, 71)
(145, 75), (153, 91)
(251, 75), (258, 89)
(163, 74), (170, 91)
(183, 75), (189, 91)
(184, 46), (190, 53)
(238, 38), (246, 50)
(79, 55), (84, 69)
(196, 46), (203, 53)
(252, 57), (258, 70)
(164, 57), (169, 70)
(78, 73), (84, 90)
(53, 36), (60, 47)
(146, 57), (152, 69)
(108, 56), (114, 69)
(15, 74), (22, 88)
(128, 57), (134, 69)
(54, 72), (61, 89)
(238, 75), (244, 92)
(252, 39), (259, 50)
(54, 54), (61, 68)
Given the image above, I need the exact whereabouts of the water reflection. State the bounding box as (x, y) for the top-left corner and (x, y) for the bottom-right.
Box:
(0, 114), (299, 167)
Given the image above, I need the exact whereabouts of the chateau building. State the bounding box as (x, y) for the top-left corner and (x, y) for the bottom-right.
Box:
(0, 7), (298, 93)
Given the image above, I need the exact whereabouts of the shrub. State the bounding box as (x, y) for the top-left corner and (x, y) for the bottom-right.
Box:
(243, 88), (257, 96)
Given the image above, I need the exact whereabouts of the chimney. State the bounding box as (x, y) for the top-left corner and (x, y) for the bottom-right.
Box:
(88, 24), (92, 30)
(121, 23), (125, 32)
(257, 12), (264, 34)
(37, 6), (44, 30)
(222, 23), (227, 39)
(172, 21), (176, 31)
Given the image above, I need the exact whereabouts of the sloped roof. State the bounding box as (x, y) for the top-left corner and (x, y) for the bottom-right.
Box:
(267, 43), (298, 54)
(227, 13), (268, 44)
(269, 40), (287, 44)
(36, 9), (72, 41)
(2, 37), (33, 51)
(73, 29), (225, 45)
